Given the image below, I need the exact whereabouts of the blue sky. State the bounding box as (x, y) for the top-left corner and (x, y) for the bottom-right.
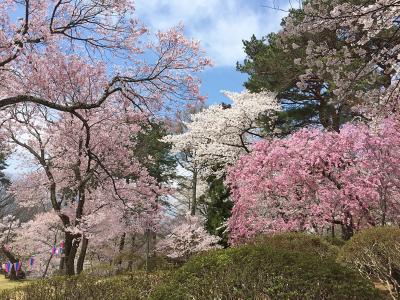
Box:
(135, 0), (292, 104)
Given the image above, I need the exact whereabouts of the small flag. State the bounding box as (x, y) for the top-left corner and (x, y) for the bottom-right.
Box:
(6, 261), (11, 273)
(13, 262), (21, 272)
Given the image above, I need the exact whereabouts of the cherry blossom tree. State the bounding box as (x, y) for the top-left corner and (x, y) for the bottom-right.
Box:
(5, 103), (165, 275)
(163, 90), (280, 177)
(0, 1), (210, 112)
(157, 214), (221, 260)
(281, 0), (400, 118)
(0, 0), (210, 276)
(12, 211), (63, 278)
(227, 117), (400, 243)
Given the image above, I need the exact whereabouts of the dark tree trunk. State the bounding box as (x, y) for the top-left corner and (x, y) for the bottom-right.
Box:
(145, 229), (150, 272)
(76, 237), (88, 274)
(43, 254), (54, 278)
(341, 224), (354, 240)
(61, 232), (81, 275)
(117, 233), (126, 266)
(127, 235), (136, 271)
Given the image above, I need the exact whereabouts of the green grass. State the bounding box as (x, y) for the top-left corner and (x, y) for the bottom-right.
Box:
(0, 277), (31, 291)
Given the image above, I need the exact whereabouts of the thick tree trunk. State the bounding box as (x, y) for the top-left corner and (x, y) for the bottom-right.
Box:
(76, 237), (88, 274)
(61, 232), (81, 275)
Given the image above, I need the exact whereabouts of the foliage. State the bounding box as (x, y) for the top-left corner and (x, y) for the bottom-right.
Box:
(199, 175), (233, 246)
(338, 226), (400, 299)
(250, 232), (340, 259)
(151, 234), (382, 300)
(0, 272), (166, 300)
(131, 122), (177, 185)
(238, 0), (398, 132)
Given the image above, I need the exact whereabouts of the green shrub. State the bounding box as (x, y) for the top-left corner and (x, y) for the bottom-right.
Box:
(251, 232), (340, 259)
(0, 272), (166, 300)
(151, 234), (382, 300)
(338, 226), (400, 299)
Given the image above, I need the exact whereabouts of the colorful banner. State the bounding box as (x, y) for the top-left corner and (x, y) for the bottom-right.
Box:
(6, 261), (11, 273)
(13, 262), (21, 272)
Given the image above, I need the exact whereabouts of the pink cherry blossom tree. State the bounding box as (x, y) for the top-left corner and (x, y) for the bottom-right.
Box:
(0, 1), (210, 111)
(12, 211), (63, 278)
(227, 117), (400, 243)
(5, 103), (165, 275)
(0, 1), (210, 276)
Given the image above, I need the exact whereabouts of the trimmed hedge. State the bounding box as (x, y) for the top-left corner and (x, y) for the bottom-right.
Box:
(250, 232), (340, 259)
(0, 272), (166, 300)
(151, 234), (382, 300)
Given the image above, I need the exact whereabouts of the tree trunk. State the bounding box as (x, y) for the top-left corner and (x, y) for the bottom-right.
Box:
(127, 235), (135, 271)
(76, 237), (88, 274)
(1, 246), (18, 280)
(191, 169), (197, 216)
(117, 233), (126, 266)
(145, 229), (150, 272)
(341, 224), (354, 240)
(42, 254), (53, 278)
(61, 232), (81, 275)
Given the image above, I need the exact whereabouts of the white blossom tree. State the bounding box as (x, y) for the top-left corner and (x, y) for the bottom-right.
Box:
(163, 90), (280, 177)
(157, 214), (221, 260)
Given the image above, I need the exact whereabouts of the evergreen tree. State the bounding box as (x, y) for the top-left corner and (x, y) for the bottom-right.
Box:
(237, 1), (389, 133)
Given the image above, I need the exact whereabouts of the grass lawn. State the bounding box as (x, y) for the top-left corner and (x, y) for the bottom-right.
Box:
(0, 276), (31, 291)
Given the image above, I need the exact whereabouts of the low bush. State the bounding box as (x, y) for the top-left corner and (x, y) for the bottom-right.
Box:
(251, 232), (340, 259)
(0, 271), (166, 300)
(0, 234), (383, 300)
(151, 233), (382, 300)
(338, 226), (400, 299)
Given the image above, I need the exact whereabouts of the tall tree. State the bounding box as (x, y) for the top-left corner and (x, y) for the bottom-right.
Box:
(237, 0), (394, 133)
(198, 174), (233, 246)
(0, 1), (209, 276)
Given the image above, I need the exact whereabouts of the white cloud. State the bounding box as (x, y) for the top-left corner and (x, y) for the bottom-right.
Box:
(135, 0), (289, 67)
